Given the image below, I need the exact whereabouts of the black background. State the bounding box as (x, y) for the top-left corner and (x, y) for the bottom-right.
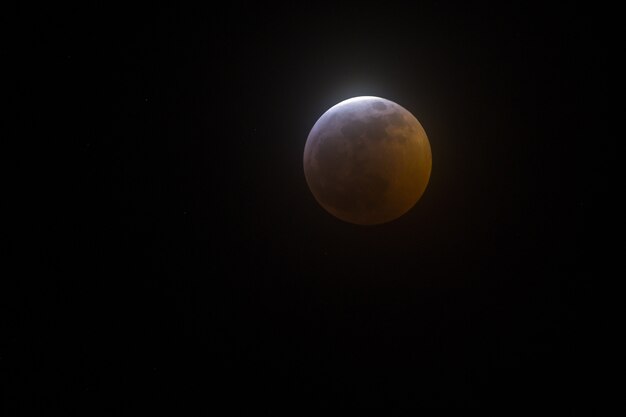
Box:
(6, 1), (614, 413)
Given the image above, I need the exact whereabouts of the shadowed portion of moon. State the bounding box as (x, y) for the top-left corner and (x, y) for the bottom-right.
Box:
(303, 96), (432, 225)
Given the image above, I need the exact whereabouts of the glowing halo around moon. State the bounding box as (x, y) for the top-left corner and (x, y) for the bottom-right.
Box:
(303, 96), (432, 225)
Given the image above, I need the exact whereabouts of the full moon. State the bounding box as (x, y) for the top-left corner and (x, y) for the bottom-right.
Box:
(303, 96), (432, 225)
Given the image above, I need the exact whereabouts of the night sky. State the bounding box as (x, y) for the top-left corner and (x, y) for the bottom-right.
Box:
(7, 2), (613, 413)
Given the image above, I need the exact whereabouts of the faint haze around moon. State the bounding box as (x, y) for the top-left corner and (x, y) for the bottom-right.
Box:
(303, 96), (432, 225)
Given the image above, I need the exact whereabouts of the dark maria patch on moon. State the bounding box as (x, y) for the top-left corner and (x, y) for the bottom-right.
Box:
(371, 100), (387, 111)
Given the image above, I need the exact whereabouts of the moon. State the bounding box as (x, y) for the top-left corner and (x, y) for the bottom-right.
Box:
(303, 96), (432, 225)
